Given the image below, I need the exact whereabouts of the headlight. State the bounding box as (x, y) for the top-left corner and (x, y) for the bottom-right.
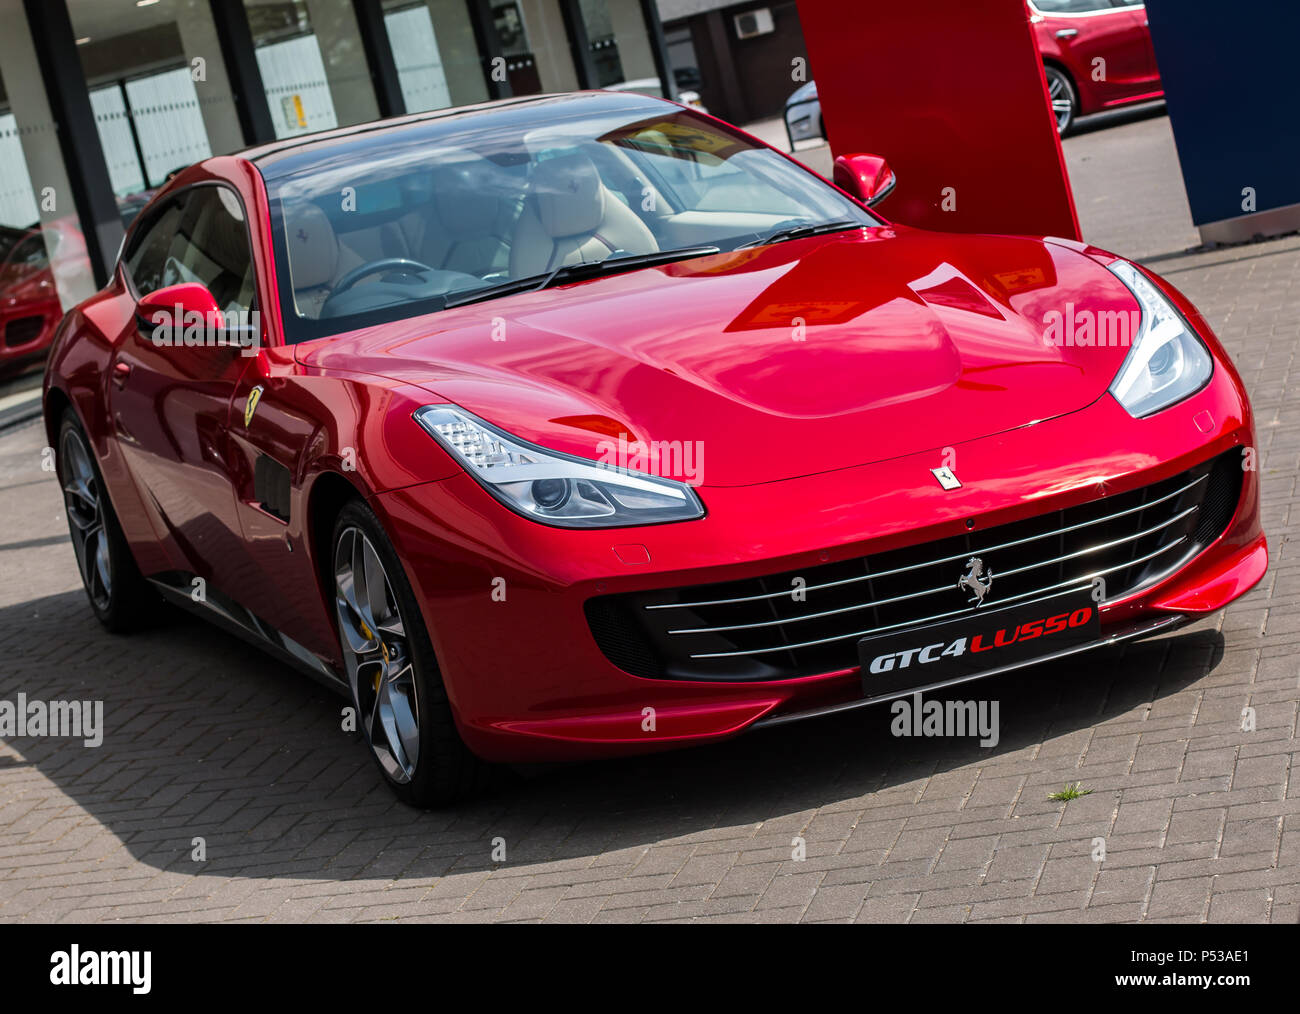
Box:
(413, 405), (705, 529)
(1107, 260), (1213, 417)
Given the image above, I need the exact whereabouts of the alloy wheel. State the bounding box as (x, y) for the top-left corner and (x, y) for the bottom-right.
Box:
(334, 525), (421, 783)
(1045, 67), (1075, 134)
(60, 428), (112, 611)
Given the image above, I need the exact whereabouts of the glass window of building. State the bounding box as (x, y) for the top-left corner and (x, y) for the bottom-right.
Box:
(381, 1), (489, 113)
(663, 24), (701, 95)
(491, 0), (578, 95)
(243, 0), (380, 138)
(66, 0), (244, 221)
(576, 0), (660, 95)
(0, 0), (96, 339)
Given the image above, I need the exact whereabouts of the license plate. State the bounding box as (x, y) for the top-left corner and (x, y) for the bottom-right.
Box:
(858, 588), (1100, 698)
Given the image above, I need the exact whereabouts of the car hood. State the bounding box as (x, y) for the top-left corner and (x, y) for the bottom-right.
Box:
(297, 227), (1138, 487)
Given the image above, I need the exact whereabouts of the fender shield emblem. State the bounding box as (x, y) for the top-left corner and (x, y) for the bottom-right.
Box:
(244, 386), (263, 428)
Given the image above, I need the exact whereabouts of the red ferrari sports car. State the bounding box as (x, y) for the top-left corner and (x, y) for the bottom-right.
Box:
(44, 92), (1265, 806)
(1030, 0), (1164, 134)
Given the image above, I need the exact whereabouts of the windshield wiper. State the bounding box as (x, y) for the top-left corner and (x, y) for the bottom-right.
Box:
(443, 246), (721, 310)
(738, 219), (863, 249)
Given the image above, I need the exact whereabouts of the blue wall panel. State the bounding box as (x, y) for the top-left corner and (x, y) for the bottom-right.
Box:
(1146, 0), (1298, 229)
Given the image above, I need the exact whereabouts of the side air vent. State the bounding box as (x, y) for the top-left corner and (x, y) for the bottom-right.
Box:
(254, 454), (292, 521)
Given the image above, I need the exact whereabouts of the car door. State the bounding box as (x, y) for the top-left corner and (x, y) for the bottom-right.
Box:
(1034, 0), (1153, 107)
(1108, 0), (1161, 94)
(109, 183), (263, 601)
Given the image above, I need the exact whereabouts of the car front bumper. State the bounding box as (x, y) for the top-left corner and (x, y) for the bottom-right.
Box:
(372, 365), (1265, 764)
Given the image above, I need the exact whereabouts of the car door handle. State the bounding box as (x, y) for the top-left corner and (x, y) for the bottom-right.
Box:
(112, 362), (132, 388)
(1055, 28), (1078, 39)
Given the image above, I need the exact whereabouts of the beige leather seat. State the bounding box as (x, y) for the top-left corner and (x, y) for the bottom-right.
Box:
(282, 202), (362, 319)
(509, 153), (658, 278)
(385, 163), (515, 278)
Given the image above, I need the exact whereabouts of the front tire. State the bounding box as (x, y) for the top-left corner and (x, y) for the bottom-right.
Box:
(1045, 64), (1078, 136)
(57, 413), (154, 631)
(331, 500), (487, 806)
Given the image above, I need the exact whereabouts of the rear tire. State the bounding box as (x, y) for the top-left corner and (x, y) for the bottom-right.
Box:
(330, 499), (488, 807)
(56, 413), (155, 632)
(1045, 64), (1078, 136)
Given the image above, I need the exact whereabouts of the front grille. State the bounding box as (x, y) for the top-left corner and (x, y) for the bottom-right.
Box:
(585, 451), (1243, 682)
(3, 316), (45, 348)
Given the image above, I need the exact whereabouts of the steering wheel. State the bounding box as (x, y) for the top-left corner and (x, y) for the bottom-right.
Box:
(333, 258), (437, 294)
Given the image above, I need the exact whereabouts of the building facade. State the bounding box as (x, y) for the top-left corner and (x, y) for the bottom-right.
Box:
(657, 0), (807, 129)
(0, 0), (672, 317)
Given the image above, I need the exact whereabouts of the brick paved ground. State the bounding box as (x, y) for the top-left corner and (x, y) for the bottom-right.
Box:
(0, 110), (1296, 923)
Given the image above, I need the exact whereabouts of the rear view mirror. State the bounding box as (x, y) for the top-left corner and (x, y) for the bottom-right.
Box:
(833, 154), (897, 208)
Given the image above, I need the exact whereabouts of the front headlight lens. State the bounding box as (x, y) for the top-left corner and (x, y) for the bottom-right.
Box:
(414, 405), (705, 528)
(1107, 260), (1213, 417)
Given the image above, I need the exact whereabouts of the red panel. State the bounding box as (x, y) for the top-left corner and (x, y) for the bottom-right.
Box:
(796, 0), (1081, 239)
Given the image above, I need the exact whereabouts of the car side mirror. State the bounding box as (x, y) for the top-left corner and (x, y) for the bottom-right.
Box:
(136, 282), (250, 351)
(833, 153), (897, 208)
(137, 282), (221, 327)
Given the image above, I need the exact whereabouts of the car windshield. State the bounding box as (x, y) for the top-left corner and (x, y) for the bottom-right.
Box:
(259, 95), (875, 343)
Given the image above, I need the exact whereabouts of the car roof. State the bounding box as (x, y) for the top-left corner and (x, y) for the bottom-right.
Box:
(241, 90), (677, 176)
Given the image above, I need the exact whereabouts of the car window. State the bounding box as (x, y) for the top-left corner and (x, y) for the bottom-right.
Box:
(125, 186), (255, 313)
(1032, 0), (1114, 12)
(617, 132), (813, 218)
(0, 226), (25, 264)
(124, 198), (185, 296)
(8, 232), (50, 271)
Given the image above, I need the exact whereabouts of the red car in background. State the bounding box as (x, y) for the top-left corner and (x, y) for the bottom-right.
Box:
(44, 93), (1264, 806)
(0, 220), (89, 376)
(0, 194), (155, 377)
(1030, 0), (1164, 134)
